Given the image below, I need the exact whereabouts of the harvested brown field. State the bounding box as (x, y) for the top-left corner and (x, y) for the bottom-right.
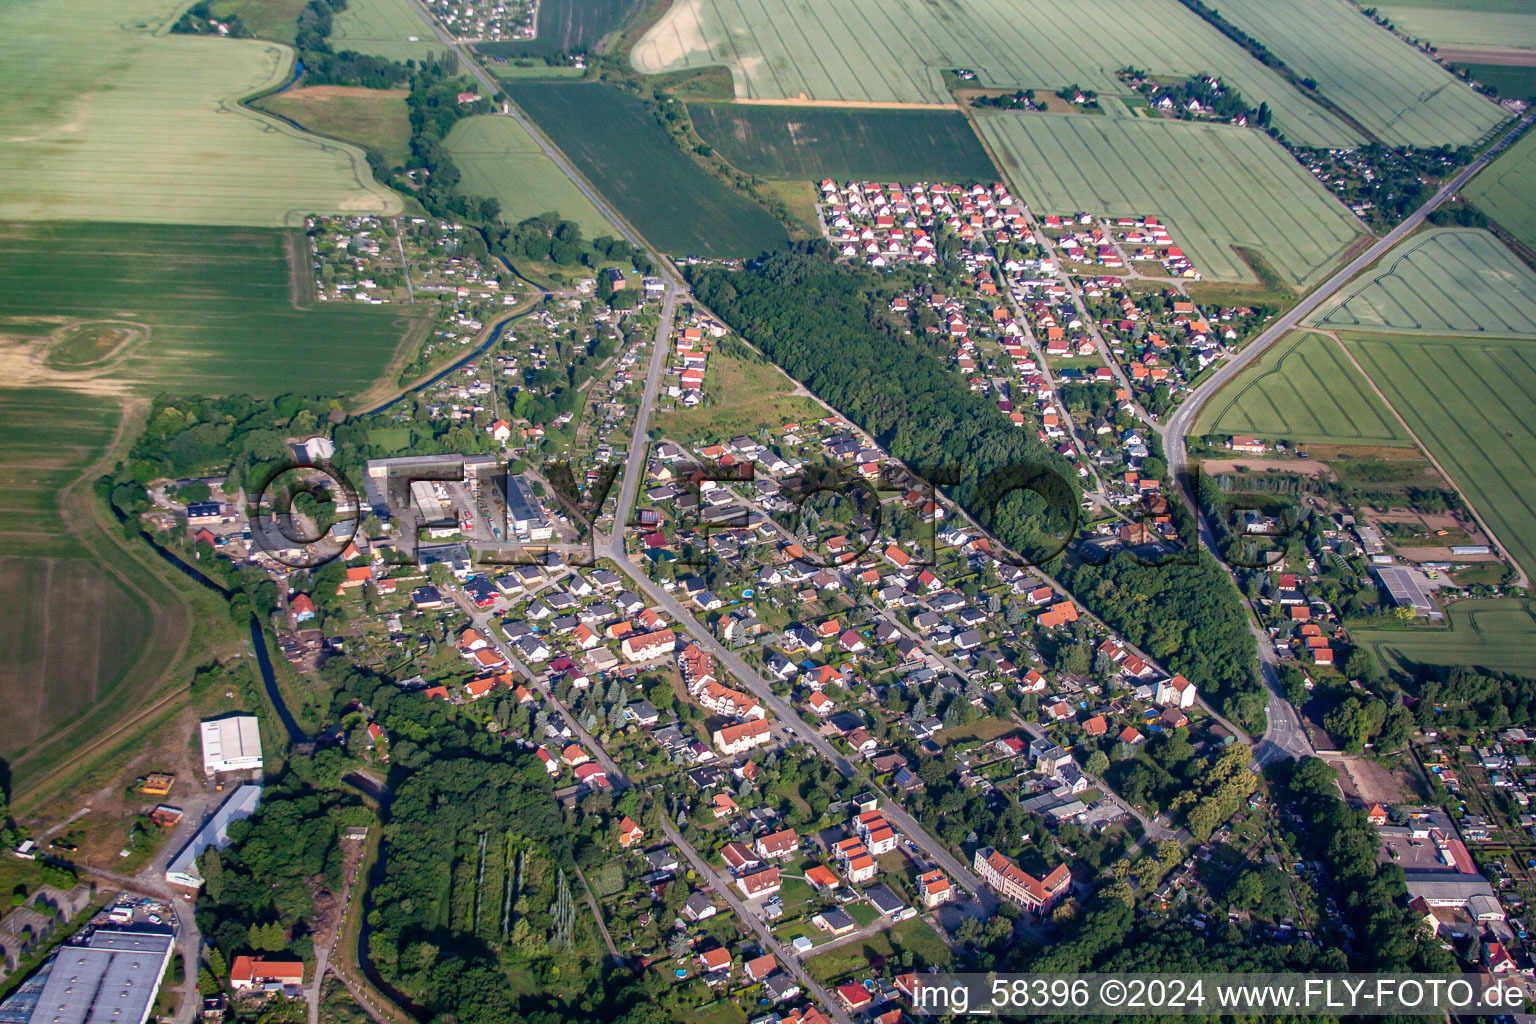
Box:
(0, 556), (151, 756)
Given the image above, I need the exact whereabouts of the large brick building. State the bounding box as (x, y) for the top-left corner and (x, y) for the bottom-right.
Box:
(973, 847), (1071, 913)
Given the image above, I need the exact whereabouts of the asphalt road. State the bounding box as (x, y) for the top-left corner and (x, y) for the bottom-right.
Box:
(1164, 109), (1535, 763)
(449, 587), (633, 789)
(595, 294), (999, 911)
(607, 283), (680, 537)
(659, 817), (855, 1024)
(1166, 109), (1536, 495)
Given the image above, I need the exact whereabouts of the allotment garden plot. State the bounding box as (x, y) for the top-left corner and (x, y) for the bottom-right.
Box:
(0, 0), (400, 225)
(1345, 332), (1536, 578)
(631, 0), (1356, 146)
(1210, 0), (1508, 146)
(0, 222), (426, 398)
(1314, 229), (1536, 337)
(474, 0), (644, 57)
(1196, 331), (1411, 446)
(973, 113), (1365, 287)
(1466, 128), (1536, 250)
(689, 104), (997, 182)
(445, 116), (612, 236)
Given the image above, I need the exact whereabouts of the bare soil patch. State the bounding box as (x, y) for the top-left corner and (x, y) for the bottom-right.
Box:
(1435, 46), (1536, 66)
(283, 85), (410, 100)
(1397, 545), (1499, 561)
(1199, 457), (1333, 476)
(1333, 755), (1409, 807)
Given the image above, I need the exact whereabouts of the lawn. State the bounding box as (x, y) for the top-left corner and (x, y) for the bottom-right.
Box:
(890, 916), (952, 969)
(805, 932), (896, 983)
(630, 0), (1357, 146)
(936, 717), (1019, 747)
(329, 0), (448, 62)
(1313, 228), (1536, 337)
(472, 0), (645, 57)
(1467, 127), (1536, 251)
(444, 115), (612, 236)
(652, 341), (825, 445)
(689, 104), (998, 181)
(0, 0), (399, 225)
(1196, 332), (1412, 446)
(0, 221), (428, 398)
(1344, 331), (1536, 578)
(1210, 0), (1508, 146)
(486, 64), (588, 80)
(257, 86), (415, 169)
(1352, 598), (1536, 676)
(209, 0), (309, 40)
(972, 113), (1366, 286)
(506, 82), (790, 257)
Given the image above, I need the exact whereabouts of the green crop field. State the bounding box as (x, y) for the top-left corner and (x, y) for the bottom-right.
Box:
(1345, 331), (1536, 577)
(444, 115), (612, 236)
(973, 113), (1366, 286)
(1315, 229), (1536, 336)
(1379, 2), (1536, 52)
(0, 390), (155, 757)
(0, 0), (400, 225)
(473, 0), (644, 57)
(330, 0), (448, 62)
(1456, 63), (1536, 102)
(1353, 598), (1536, 677)
(631, 0), (1357, 147)
(1196, 331), (1411, 445)
(0, 390), (120, 560)
(688, 104), (998, 181)
(258, 86), (415, 169)
(0, 222), (427, 398)
(506, 82), (790, 256)
(1209, 0), (1508, 146)
(1467, 128), (1536, 250)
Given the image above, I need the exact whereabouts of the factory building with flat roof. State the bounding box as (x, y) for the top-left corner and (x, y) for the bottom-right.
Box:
(504, 474), (552, 541)
(200, 715), (263, 776)
(24, 930), (175, 1024)
(165, 784), (262, 890)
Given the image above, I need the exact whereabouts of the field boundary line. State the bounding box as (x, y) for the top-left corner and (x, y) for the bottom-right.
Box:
(1322, 328), (1530, 586)
(721, 97), (960, 110)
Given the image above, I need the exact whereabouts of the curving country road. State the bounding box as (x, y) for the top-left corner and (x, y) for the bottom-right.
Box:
(1165, 108), (1536, 763)
(1167, 109), (1536, 494)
